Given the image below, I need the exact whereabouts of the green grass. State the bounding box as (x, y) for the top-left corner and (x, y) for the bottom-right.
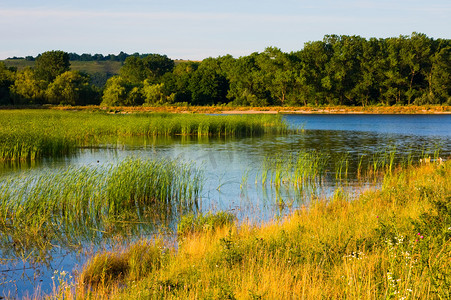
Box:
(177, 211), (236, 237)
(0, 157), (203, 262)
(56, 160), (451, 299)
(0, 109), (289, 162)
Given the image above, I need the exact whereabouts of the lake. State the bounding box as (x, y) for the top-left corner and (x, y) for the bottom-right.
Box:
(1, 114), (450, 298)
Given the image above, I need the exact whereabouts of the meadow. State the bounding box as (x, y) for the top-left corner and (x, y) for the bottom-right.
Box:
(50, 159), (450, 299)
(0, 109), (289, 162)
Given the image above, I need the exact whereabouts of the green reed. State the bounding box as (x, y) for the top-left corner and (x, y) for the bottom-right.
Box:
(262, 150), (330, 190)
(0, 110), (289, 162)
(0, 157), (203, 260)
(0, 157), (202, 220)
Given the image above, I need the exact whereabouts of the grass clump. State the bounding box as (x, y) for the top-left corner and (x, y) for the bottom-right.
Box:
(58, 160), (451, 299)
(177, 211), (235, 237)
(0, 157), (203, 261)
(81, 240), (164, 287)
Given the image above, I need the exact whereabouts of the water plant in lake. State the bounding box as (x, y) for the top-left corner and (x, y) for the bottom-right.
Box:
(0, 110), (289, 162)
(0, 157), (203, 261)
(262, 150), (330, 190)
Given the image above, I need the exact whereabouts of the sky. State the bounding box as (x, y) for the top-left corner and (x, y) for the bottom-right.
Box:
(0, 0), (450, 60)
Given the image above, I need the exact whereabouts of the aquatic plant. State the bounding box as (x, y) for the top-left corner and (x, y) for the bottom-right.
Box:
(262, 150), (330, 190)
(0, 110), (290, 162)
(0, 157), (203, 261)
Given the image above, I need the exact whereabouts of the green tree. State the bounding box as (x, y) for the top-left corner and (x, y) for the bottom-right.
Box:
(401, 33), (432, 104)
(10, 68), (46, 104)
(427, 45), (451, 104)
(120, 56), (148, 84)
(353, 38), (385, 106)
(120, 54), (175, 84)
(188, 59), (229, 105)
(0, 62), (15, 105)
(34, 50), (70, 83)
(142, 54), (175, 81)
(256, 47), (297, 106)
(380, 36), (410, 105)
(297, 40), (332, 105)
(161, 61), (199, 103)
(324, 35), (365, 105)
(226, 53), (268, 106)
(101, 76), (129, 106)
(142, 81), (170, 105)
(45, 71), (95, 105)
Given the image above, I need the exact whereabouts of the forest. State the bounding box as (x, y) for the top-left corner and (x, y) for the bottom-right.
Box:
(0, 33), (450, 107)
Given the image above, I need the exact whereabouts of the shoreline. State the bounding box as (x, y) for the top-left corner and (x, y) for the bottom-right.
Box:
(3, 105), (451, 114)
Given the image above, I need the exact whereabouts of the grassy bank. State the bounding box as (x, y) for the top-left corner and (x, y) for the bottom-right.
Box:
(0, 110), (288, 161)
(52, 160), (450, 299)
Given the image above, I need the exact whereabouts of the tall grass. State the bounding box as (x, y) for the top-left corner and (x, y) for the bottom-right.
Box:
(262, 150), (329, 189)
(0, 110), (289, 162)
(56, 159), (450, 299)
(0, 157), (203, 261)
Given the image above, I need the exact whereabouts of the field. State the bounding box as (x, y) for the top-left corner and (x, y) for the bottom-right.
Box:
(49, 159), (451, 299)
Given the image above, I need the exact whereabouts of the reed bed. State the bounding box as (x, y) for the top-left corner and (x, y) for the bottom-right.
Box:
(261, 146), (443, 194)
(0, 110), (289, 162)
(54, 159), (450, 299)
(0, 157), (203, 260)
(262, 151), (329, 189)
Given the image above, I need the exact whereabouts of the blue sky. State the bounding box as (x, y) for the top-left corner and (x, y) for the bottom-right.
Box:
(1, 0), (450, 60)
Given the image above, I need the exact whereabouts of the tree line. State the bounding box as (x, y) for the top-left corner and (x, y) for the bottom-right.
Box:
(1, 33), (450, 107)
(7, 51), (153, 62)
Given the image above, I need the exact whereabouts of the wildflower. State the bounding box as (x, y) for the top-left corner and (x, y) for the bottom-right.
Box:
(420, 236), (424, 239)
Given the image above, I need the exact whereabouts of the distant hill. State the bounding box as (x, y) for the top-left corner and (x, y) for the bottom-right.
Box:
(1, 57), (193, 88)
(2, 59), (122, 87)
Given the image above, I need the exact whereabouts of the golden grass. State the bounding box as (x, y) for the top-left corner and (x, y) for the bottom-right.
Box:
(50, 160), (450, 299)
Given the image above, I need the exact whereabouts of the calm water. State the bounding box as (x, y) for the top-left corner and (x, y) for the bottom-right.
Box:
(1, 114), (450, 297)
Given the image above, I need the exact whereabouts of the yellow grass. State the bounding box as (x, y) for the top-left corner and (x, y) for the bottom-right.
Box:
(49, 160), (450, 299)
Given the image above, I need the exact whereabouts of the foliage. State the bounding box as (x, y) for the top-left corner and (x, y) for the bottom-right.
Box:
(34, 50), (70, 83)
(10, 68), (46, 104)
(142, 81), (168, 105)
(2, 33), (450, 106)
(120, 54), (174, 84)
(0, 62), (15, 105)
(46, 70), (96, 105)
(101, 76), (137, 106)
